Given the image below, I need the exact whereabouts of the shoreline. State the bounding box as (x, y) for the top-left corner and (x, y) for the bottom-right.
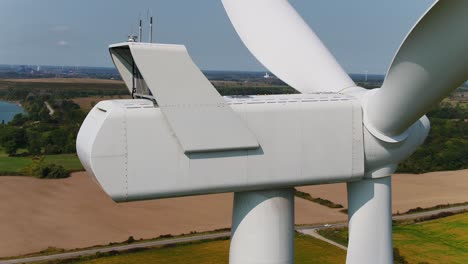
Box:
(0, 100), (25, 123)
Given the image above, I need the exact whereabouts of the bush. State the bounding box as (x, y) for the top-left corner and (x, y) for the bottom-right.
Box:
(22, 156), (45, 176)
(126, 236), (135, 244)
(38, 163), (69, 179)
(23, 156), (70, 179)
(414, 212), (455, 223)
(294, 189), (344, 208)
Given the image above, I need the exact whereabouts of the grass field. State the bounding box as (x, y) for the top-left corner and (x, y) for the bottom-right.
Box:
(319, 213), (468, 264)
(44, 154), (83, 171)
(0, 148), (83, 175)
(0, 153), (31, 174)
(45, 234), (345, 264)
(393, 213), (468, 264)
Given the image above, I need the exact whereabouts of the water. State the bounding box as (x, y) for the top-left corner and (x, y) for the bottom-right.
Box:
(0, 101), (25, 124)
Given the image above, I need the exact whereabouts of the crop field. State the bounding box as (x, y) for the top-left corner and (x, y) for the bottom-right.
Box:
(0, 78), (126, 90)
(319, 213), (468, 264)
(47, 234), (346, 264)
(0, 79), (128, 99)
(37, 212), (468, 264)
(72, 96), (132, 112)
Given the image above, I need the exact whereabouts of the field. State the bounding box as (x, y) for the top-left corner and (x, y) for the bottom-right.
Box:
(393, 213), (468, 264)
(298, 169), (468, 214)
(34, 214), (468, 264)
(42, 234), (345, 264)
(0, 172), (347, 257)
(3, 78), (123, 84)
(44, 154), (83, 171)
(0, 150), (30, 174)
(0, 170), (466, 258)
(0, 78), (128, 99)
(72, 95), (132, 112)
(0, 148), (82, 175)
(0, 78), (125, 88)
(319, 213), (468, 264)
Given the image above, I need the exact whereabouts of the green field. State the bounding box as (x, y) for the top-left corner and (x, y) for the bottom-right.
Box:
(393, 213), (468, 264)
(0, 148), (83, 175)
(44, 154), (83, 171)
(0, 153), (31, 174)
(319, 213), (468, 264)
(42, 234), (346, 264)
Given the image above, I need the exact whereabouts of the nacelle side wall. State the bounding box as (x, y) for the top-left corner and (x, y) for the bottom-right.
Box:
(77, 99), (364, 202)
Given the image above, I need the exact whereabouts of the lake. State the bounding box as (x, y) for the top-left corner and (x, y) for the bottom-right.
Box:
(0, 101), (25, 124)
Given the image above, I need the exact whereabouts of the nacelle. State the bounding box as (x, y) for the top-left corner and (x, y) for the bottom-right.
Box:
(77, 94), (364, 202)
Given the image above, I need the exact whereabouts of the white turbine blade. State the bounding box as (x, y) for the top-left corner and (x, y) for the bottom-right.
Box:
(222, 0), (355, 93)
(366, 0), (468, 138)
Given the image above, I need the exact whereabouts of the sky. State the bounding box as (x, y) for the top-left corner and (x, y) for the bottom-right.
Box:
(0, 0), (435, 74)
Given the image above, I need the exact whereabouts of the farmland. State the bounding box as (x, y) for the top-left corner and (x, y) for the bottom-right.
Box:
(0, 170), (465, 258)
(36, 234), (346, 264)
(30, 213), (468, 264)
(319, 213), (468, 264)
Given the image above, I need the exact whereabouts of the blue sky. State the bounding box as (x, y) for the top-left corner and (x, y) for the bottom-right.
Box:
(0, 0), (434, 74)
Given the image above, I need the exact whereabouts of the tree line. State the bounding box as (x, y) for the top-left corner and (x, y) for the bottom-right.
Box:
(0, 96), (84, 156)
(397, 102), (467, 173)
(1, 84), (466, 175)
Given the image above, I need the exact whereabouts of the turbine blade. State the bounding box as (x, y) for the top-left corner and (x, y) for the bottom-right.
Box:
(366, 0), (468, 137)
(347, 177), (393, 263)
(222, 0), (355, 93)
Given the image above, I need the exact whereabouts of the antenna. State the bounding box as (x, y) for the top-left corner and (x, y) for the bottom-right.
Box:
(149, 16), (153, 43)
(147, 9), (153, 43)
(138, 18), (142, 43)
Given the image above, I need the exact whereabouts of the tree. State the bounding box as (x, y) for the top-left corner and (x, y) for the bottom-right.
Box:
(26, 130), (42, 155)
(0, 126), (26, 155)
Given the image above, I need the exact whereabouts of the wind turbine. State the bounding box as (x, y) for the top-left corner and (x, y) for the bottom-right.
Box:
(76, 1), (468, 264)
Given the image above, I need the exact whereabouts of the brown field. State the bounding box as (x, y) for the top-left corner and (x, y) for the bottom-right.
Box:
(0, 170), (466, 257)
(0, 172), (345, 257)
(0, 78), (127, 92)
(4, 78), (124, 84)
(298, 169), (468, 214)
(72, 96), (132, 111)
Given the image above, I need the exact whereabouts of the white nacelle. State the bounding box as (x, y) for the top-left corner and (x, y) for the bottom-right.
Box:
(77, 94), (364, 202)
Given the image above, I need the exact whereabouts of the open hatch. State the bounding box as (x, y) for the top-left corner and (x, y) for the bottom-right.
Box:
(109, 42), (259, 154)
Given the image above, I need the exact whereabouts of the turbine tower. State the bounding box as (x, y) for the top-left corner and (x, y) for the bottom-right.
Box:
(76, 1), (468, 263)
